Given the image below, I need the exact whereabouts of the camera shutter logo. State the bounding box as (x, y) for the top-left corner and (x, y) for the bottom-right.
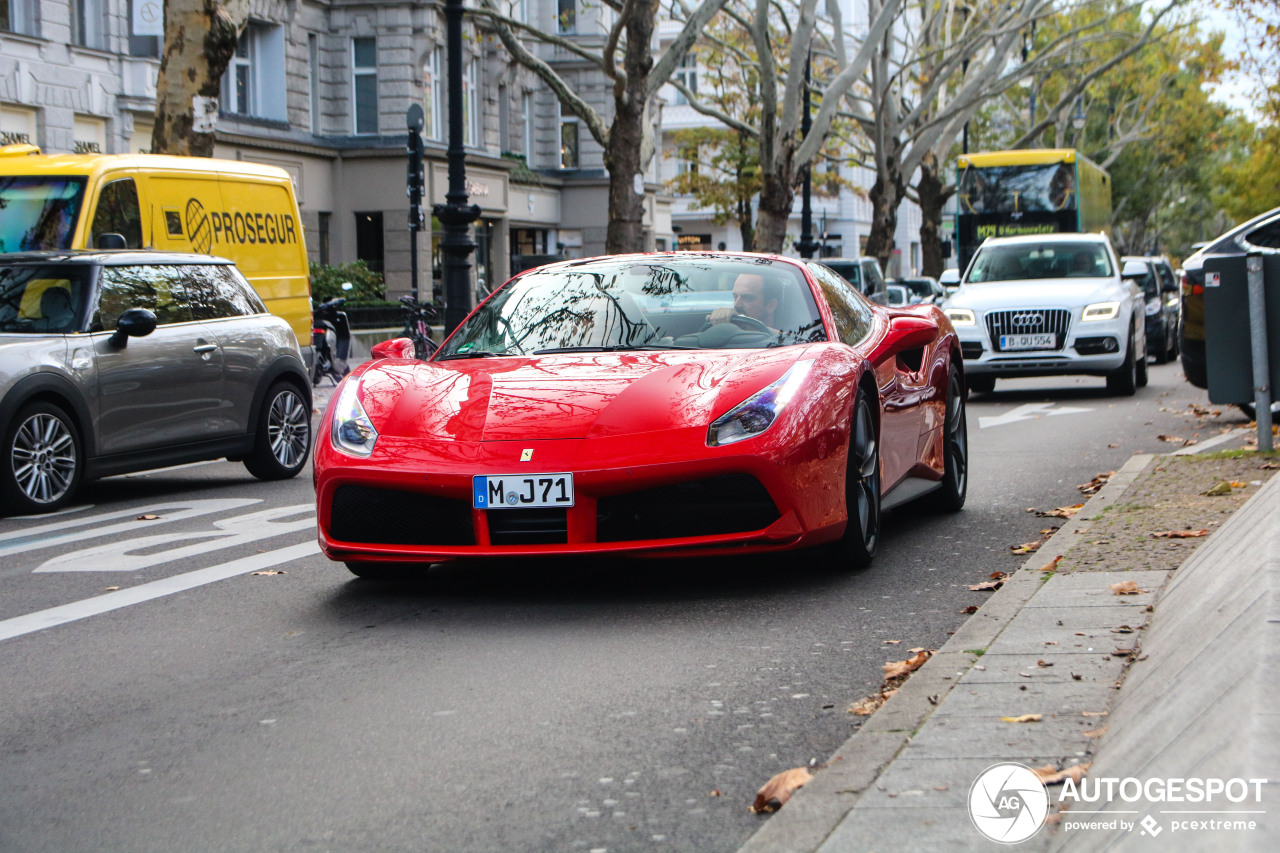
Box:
(186, 198), (213, 254)
(969, 762), (1050, 843)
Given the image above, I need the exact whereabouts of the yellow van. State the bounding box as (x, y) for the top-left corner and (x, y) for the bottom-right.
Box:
(0, 145), (311, 350)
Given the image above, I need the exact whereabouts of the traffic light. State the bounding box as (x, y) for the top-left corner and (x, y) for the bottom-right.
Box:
(406, 104), (425, 229)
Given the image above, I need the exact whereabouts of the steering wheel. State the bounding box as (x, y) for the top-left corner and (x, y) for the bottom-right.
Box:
(698, 313), (774, 334)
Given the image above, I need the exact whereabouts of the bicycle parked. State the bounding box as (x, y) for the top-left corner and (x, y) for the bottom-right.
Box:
(312, 296), (352, 386)
(400, 295), (440, 359)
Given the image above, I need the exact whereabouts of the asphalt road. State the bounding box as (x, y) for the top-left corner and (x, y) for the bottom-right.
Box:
(0, 362), (1243, 853)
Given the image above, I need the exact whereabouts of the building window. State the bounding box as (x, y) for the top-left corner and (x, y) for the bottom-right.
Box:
(424, 48), (443, 141)
(521, 93), (532, 162)
(673, 54), (697, 105)
(560, 116), (579, 169)
(354, 211), (384, 273)
(127, 0), (160, 57)
(308, 34), (320, 133)
(317, 212), (331, 265)
(463, 58), (479, 147)
(221, 22), (286, 120)
(352, 37), (378, 135)
(557, 0), (575, 34)
(2, 0), (38, 35)
(71, 0), (106, 49)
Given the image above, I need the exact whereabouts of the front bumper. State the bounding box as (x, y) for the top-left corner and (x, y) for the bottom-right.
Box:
(953, 309), (1128, 377)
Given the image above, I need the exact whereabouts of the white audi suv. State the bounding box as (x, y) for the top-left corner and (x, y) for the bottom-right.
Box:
(943, 233), (1147, 395)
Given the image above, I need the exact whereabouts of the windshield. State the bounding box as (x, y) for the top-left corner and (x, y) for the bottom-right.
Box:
(0, 264), (91, 333)
(0, 176), (87, 252)
(958, 163), (1076, 214)
(966, 243), (1113, 283)
(437, 257), (827, 358)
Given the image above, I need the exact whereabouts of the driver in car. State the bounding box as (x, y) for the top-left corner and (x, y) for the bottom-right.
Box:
(707, 273), (780, 332)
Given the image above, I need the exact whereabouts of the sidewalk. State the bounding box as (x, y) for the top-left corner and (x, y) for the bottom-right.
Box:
(740, 438), (1279, 852)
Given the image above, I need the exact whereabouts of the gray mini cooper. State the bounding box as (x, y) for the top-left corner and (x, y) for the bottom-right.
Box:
(0, 251), (312, 514)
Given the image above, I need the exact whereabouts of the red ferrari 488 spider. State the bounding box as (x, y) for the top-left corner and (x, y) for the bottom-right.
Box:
(313, 253), (967, 578)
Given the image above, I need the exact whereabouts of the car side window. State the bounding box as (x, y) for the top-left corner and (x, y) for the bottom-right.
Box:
(862, 260), (885, 297)
(810, 264), (875, 346)
(93, 265), (194, 331)
(181, 264), (266, 320)
(1243, 219), (1280, 250)
(89, 179), (143, 249)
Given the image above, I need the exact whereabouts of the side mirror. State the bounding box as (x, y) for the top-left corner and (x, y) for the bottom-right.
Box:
(96, 232), (127, 250)
(371, 337), (416, 360)
(1121, 260), (1148, 279)
(869, 315), (939, 364)
(109, 308), (157, 347)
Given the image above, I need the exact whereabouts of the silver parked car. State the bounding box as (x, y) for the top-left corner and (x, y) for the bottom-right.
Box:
(0, 251), (312, 514)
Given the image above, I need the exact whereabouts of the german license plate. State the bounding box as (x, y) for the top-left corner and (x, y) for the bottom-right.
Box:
(1000, 333), (1055, 351)
(473, 473), (575, 509)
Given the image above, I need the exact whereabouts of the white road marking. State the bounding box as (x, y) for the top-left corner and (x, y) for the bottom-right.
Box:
(979, 402), (1093, 429)
(35, 504), (315, 573)
(0, 499), (262, 558)
(0, 541), (321, 643)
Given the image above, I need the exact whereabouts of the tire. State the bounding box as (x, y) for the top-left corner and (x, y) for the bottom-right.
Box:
(1136, 333), (1149, 388)
(1106, 331), (1138, 396)
(968, 375), (996, 395)
(2, 401), (83, 514)
(1151, 324), (1170, 364)
(244, 382), (312, 481)
(1236, 401), (1280, 421)
(924, 365), (968, 512)
(832, 392), (881, 568)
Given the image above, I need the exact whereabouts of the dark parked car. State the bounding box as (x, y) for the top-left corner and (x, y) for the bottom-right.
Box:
(808, 257), (888, 304)
(0, 251), (312, 513)
(1122, 256), (1180, 363)
(1180, 207), (1280, 415)
(888, 275), (945, 304)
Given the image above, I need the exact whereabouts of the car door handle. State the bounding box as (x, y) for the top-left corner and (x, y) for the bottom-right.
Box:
(193, 343), (218, 354)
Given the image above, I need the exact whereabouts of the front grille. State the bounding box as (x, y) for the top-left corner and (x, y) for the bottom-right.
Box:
(596, 474), (780, 543)
(985, 309), (1072, 352)
(330, 485), (476, 546)
(487, 508), (568, 545)
(961, 341), (984, 360)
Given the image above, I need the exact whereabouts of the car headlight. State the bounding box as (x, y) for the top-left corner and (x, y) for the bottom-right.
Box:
(945, 308), (977, 326)
(1145, 300), (1161, 316)
(708, 360), (814, 447)
(1082, 302), (1120, 321)
(330, 378), (379, 457)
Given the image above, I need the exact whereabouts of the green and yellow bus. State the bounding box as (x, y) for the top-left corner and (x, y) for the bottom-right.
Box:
(954, 149), (1111, 274)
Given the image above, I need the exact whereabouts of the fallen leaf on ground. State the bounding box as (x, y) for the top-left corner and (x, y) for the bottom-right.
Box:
(136, 514), (160, 521)
(962, 605), (979, 614)
(710, 789), (721, 797)
(1077, 471), (1116, 495)
(1157, 434), (1184, 443)
(1230, 481), (1248, 488)
(1001, 714), (1043, 723)
(1011, 540), (1043, 555)
(750, 767), (813, 813)
(882, 639), (902, 644)
(251, 570), (287, 576)
(1203, 481), (1234, 496)
(849, 695), (885, 716)
(1150, 529), (1209, 539)
(105, 586), (119, 591)
(883, 649), (932, 680)
(989, 571), (1009, 580)
(1110, 581), (1142, 595)
(970, 580), (1003, 591)
(1084, 727), (1109, 738)
(1036, 660), (1054, 667)
(1082, 710), (1108, 717)
(1036, 504), (1084, 519)
(1262, 463), (1279, 470)
(1034, 763), (1091, 785)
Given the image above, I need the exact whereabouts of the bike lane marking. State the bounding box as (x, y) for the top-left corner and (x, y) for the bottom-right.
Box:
(0, 541), (321, 643)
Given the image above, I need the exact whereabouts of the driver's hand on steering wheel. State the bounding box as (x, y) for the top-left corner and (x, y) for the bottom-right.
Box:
(708, 306), (738, 325)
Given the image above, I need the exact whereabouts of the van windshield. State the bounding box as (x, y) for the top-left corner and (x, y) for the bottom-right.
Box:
(0, 176), (87, 253)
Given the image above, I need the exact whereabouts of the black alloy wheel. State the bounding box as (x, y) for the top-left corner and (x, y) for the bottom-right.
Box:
(833, 393), (881, 568)
(925, 364), (968, 512)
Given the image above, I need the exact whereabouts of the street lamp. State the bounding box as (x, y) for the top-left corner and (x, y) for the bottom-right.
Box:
(796, 52), (820, 259)
(434, 0), (481, 334)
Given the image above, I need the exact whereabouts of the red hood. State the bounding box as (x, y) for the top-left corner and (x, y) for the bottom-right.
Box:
(356, 350), (804, 442)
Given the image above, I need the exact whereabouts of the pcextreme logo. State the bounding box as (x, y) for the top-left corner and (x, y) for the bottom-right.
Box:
(969, 762), (1051, 844)
(185, 198), (298, 254)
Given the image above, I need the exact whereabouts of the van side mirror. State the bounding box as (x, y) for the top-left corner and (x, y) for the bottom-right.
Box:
(109, 308), (157, 347)
(97, 232), (127, 250)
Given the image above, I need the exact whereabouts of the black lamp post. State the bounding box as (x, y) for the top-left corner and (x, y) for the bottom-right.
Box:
(796, 52), (820, 259)
(434, 0), (481, 334)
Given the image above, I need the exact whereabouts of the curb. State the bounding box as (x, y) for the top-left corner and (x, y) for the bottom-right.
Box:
(738, 453), (1156, 853)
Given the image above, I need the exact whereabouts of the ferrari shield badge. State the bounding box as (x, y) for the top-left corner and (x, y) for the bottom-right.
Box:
(520, 449), (534, 462)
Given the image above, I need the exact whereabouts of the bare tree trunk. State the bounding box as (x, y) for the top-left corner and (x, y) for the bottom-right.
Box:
(864, 171), (904, 272)
(754, 169), (795, 252)
(152, 0), (245, 156)
(603, 12), (655, 254)
(916, 152), (950, 278)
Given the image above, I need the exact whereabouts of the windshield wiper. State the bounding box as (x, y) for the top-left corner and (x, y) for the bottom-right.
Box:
(532, 344), (697, 354)
(437, 349), (507, 360)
